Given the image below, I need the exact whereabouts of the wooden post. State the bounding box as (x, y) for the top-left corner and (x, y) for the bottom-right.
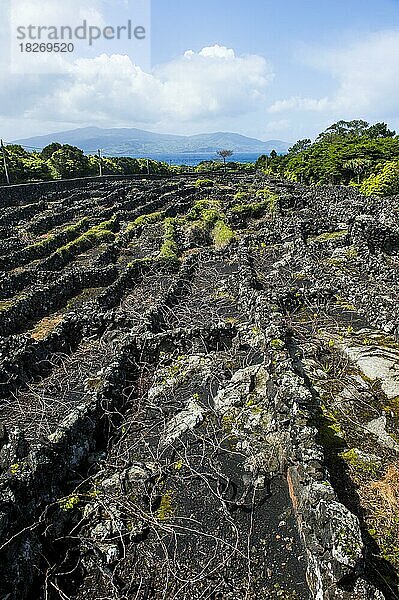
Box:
(1, 139), (10, 185)
(97, 149), (103, 177)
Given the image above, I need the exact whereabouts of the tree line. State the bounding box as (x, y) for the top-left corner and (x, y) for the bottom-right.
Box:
(0, 143), (253, 185)
(0, 143), (173, 184)
(256, 120), (399, 196)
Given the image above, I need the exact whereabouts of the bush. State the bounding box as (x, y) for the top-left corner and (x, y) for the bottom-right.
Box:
(233, 191), (251, 202)
(231, 189), (278, 217)
(194, 178), (214, 189)
(159, 218), (179, 262)
(56, 216), (117, 259)
(124, 211), (165, 235)
(212, 220), (234, 249)
(360, 160), (399, 196)
(186, 199), (222, 224)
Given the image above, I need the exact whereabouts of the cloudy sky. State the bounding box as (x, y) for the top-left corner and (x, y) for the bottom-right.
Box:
(1, 0), (399, 143)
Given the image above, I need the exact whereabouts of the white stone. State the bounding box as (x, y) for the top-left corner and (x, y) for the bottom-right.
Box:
(161, 400), (204, 447)
(345, 345), (399, 400)
(365, 415), (399, 452)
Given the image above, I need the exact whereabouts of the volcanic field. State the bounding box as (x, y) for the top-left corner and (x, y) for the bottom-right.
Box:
(0, 173), (398, 600)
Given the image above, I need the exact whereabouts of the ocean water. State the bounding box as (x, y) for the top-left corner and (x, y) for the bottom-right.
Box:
(127, 152), (263, 166)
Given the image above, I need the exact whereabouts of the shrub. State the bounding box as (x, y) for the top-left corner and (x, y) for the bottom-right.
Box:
(187, 199), (223, 224)
(159, 218), (179, 262)
(360, 160), (399, 196)
(212, 220), (235, 249)
(233, 191), (251, 202)
(56, 216), (117, 258)
(232, 187), (278, 217)
(194, 178), (214, 189)
(186, 199), (234, 249)
(124, 211), (165, 234)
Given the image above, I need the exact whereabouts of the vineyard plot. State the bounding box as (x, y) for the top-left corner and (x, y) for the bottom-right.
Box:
(0, 175), (398, 599)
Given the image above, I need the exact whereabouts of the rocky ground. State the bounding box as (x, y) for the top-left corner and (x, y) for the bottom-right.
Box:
(0, 173), (398, 600)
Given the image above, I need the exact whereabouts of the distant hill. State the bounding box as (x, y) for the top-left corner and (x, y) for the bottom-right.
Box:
(13, 127), (290, 156)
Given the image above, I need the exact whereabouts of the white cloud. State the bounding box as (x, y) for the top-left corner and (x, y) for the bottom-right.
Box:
(11, 0), (105, 28)
(269, 29), (399, 121)
(269, 96), (330, 113)
(188, 46), (235, 59)
(26, 45), (273, 125)
(329, 30), (399, 116)
(263, 119), (291, 135)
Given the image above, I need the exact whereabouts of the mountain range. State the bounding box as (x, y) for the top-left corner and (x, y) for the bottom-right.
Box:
(13, 127), (290, 156)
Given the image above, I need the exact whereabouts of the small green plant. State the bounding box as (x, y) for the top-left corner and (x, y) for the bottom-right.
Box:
(156, 491), (174, 520)
(320, 362), (333, 374)
(124, 211), (165, 235)
(212, 219), (234, 249)
(221, 412), (236, 433)
(0, 300), (14, 312)
(292, 271), (307, 280)
(224, 316), (238, 325)
(28, 218), (89, 252)
(231, 189), (278, 217)
(194, 178), (214, 188)
(187, 199), (234, 249)
(340, 448), (381, 476)
(317, 414), (346, 450)
(187, 199), (223, 224)
(233, 190), (251, 202)
(346, 246), (358, 259)
(59, 494), (80, 511)
(335, 296), (357, 311)
(270, 338), (284, 350)
(86, 488), (101, 499)
(56, 216), (117, 258)
(158, 217), (179, 262)
(256, 187), (278, 211)
(312, 230), (348, 243)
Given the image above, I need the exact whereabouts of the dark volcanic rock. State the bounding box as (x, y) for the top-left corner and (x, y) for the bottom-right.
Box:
(0, 174), (397, 599)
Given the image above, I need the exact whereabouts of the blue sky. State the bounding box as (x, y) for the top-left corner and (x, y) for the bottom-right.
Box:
(162, 0), (397, 91)
(1, 0), (399, 143)
(152, 0), (398, 69)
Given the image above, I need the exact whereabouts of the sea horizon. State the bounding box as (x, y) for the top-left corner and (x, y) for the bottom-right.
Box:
(104, 151), (266, 166)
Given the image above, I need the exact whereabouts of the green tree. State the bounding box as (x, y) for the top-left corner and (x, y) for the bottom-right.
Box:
(23, 154), (53, 181)
(317, 120), (370, 142)
(271, 120), (399, 186)
(288, 139), (312, 154)
(41, 142), (62, 160)
(87, 155), (123, 176)
(114, 157), (141, 175)
(0, 145), (52, 184)
(343, 158), (372, 184)
(48, 145), (91, 179)
(365, 122), (396, 139)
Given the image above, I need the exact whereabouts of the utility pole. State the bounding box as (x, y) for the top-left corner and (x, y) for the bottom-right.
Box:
(146, 158), (150, 175)
(1, 139), (10, 185)
(97, 149), (103, 177)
